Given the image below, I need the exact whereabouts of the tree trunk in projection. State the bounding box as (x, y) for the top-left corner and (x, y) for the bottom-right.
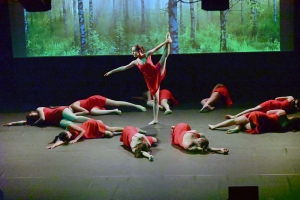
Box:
(89, 0), (94, 29)
(196, 1), (200, 30)
(78, 0), (86, 55)
(156, 0), (160, 30)
(63, 0), (68, 37)
(124, 0), (129, 22)
(241, 0), (245, 23)
(24, 9), (29, 55)
(273, 0), (277, 22)
(168, 0), (178, 54)
(251, 0), (258, 37)
(141, 0), (145, 33)
(190, 0), (196, 46)
(180, 1), (184, 34)
(220, 10), (228, 51)
(73, 0), (78, 46)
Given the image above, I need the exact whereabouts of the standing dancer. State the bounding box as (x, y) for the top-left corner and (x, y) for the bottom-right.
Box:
(104, 32), (172, 124)
(120, 126), (157, 161)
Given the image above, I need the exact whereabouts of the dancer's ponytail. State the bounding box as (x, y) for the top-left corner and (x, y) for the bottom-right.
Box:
(49, 135), (59, 144)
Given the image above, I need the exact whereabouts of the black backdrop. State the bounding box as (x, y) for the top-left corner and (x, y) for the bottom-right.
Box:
(0, 0), (299, 112)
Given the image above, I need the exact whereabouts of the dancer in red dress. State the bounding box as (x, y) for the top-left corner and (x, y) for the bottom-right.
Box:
(200, 84), (233, 112)
(3, 106), (91, 128)
(225, 96), (299, 119)
(171, 122), (229, 154)
(104, 32), (172, 125)
(47, 119), (124, 149)
(70, 95), (146, 116)
(209, 109), (300, 134)
(120, 126), (157, 161)
(132, 89), (178, 115)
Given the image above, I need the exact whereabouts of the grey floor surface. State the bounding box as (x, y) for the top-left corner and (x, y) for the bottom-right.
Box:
(1, 104), (300, 200)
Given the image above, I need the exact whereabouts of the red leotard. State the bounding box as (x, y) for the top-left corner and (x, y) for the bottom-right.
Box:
(43, 106), (67, 126)
(69, 119), (106, 139)
(244, 111), (280, 134)
(258, 99), (290, 113)
(137, 56), (166, 96)
(79, 95), (107, 113)
(120, 126), (154, 147)
(171, 123), (196, 148)
(212, 85), (233, 106)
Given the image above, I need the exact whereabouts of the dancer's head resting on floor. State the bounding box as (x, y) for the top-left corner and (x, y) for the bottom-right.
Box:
(133, 142), (150, 158)
(51, 130), (71, 143)
(290, 99), (300, 113)
(283, 116), (300, 132)
(25, 111), (39, 125)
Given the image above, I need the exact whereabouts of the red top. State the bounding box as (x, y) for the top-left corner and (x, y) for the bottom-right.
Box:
(172, 123), (197, 148)
(43, 106), (67, 126)
(79, 95), (107, 113)
(212, 85), (233, 106)
(259, 100), (290, 113)
(69, 119), (106, 139)
(244, 111), (280, 134)
(137, 56), (165, 96)
(120, 126), (154, 147)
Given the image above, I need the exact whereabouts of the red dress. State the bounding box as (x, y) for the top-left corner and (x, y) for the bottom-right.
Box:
(212, 85), (233, 106)
(43, 106), (67, 126)
(79, 95), (107, 114)
(244, 111), (280, 134)
(120, 126), (154, 147)
(69, 119), (106, 139)
(171, 123), (201, 148)
(259, 100), (290, 113)
(137, 56), (166, 96)
(152, 89), (178, 105)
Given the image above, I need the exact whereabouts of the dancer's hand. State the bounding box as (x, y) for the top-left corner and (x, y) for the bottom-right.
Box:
(149, 155), (154, 161)
(69, 139), (77, 144)
(46, 145), (55, 149)
(104, 71), (111, 76)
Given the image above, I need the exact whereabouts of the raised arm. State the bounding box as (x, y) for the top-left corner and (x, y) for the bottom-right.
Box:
(146, 39), (170, 56)
(275, 96), (294, 102)
(68, 124), (85, 144)
(104, 60), (137, 76)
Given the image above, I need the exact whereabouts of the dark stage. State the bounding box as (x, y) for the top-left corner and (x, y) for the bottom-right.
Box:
(1, 104), (300, 199)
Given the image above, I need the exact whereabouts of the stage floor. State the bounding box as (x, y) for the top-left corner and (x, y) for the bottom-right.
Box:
(1, 104), (300, 199)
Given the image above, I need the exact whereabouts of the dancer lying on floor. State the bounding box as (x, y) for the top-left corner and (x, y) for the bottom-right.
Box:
(132, 89), (178, 115)
(47, 119), (124, 149)
(3, 106), (91, 128)
(200, 84), (233, 113)
(171, 122), (229, 154)
(209, 109), (300, 134)
(120, 126), (157, 161)
(105, 32), (172, 125)
(225, 96), (299, 119)
(69, 95), (146, 116)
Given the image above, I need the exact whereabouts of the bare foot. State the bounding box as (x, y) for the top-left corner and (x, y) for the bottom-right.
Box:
(115, 109), (122, 115)
(149, 120), (158, 125)
(226, 128), (239, 134)
(208, 124), (215, 130)
(200, 105), (214, 113)
(225, 114), (235, 119)
(166, 32), (172, 43)
(171, 126), (175, 134)
(164, 110), (172, 115)
(136, 105), (146, 112)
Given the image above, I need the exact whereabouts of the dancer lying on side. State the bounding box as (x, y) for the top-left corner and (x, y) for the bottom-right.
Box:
(225, 96), (299, 119)
(132, 89), (178, 115)
(70, 95), (146, 116)
(200, 84), (233, 113)
(120, 126), (157, 161)
(209, 109), (300, 134)
(47, 119), (125, 149)
(3, 106), (90, 128)
(171, 122), (229, 154)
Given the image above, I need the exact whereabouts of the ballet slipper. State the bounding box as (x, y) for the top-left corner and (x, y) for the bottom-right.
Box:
(149, 120), (158, 125)
(164, 110), (172, 115)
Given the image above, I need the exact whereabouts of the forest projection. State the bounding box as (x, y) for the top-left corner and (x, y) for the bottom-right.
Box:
(10, 0), (283, 57)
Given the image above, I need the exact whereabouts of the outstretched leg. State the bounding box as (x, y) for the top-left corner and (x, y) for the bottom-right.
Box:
(149, 89), (159, 125)
(105, 98), (146, 112)
(62, 108), (91, 123)
(90, 108), (122, 115)
(225, 105), (262, 119)
(208, 115), (249, 130)
(159, 32), (172, 76)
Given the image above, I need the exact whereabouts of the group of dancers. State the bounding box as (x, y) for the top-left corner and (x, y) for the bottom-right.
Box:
(3, 32), (300, 161)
